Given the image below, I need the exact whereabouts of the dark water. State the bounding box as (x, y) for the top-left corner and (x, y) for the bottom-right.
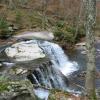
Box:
(69, 41), (100, 88)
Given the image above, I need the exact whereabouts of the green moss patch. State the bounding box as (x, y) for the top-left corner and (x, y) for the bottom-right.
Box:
(0, 82), (9, 92)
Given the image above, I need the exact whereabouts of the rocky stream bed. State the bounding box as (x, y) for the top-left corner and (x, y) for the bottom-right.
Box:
(0, 32), (100, 100)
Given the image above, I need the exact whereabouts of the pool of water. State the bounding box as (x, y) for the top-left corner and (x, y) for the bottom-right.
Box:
(68, 41), (100, 88)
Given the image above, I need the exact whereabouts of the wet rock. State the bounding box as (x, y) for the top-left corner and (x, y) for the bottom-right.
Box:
(8, 24), (19, 32)
(48, 89), (82, 100)
(96, 88), (100, 100)
(0, 80), (36, 100)
(76, 71), (100, 79)
(11, 93), (33, 100)
(8, 68), (27, 75)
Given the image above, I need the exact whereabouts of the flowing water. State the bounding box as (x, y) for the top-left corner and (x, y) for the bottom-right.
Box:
(25, 40), (80, 99)
(1, 39), (100, 100)
(0, 40), (80, 99)
(69, 41), (100, 88)
(39, 41), (79, 76)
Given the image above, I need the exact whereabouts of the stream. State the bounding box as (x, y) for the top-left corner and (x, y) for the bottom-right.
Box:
(0, 40), (100, 100)
(68, 41), (100, 89)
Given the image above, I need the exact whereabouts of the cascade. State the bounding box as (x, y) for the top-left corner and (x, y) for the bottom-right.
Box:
(3, 40), (79, 100)
(39, 41), (79, 76)
(26, 40), (79, 99)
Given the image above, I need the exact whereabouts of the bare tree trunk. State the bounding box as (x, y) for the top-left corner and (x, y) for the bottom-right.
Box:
(41, 0), (48, 30)
(83, 0), (97, 99)
(73, 0), (83, 44)
(8, 0), (15, 9)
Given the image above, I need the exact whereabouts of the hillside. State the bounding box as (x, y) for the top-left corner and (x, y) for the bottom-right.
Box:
(0, 0), (100, 41)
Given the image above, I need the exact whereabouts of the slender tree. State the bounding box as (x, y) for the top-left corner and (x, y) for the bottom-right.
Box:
(83, 0), (97, 99)
(73, 0), (83, 44)
(8, 0), (15, 9)
(41, 0), (48, 30)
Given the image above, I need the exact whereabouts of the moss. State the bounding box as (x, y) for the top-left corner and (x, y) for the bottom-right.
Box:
(0, 76), (8, 81)
(0, 18), (8, 33)
(0, 18), (8, 29)
(0, 82), (9, 92)
(0, 76), (10, 92)
(0, 17), (13, 39)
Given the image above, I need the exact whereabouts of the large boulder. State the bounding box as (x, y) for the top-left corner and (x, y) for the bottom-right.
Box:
(13, 31), (54, 41)
(0, 80), (37, 100)
(5, 40), (45, 62)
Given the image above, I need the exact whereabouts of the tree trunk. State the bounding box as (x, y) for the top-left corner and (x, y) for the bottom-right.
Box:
(83, 0), (97, 99)
(8, 0), (15, 9)
(41, 0), (48, 30)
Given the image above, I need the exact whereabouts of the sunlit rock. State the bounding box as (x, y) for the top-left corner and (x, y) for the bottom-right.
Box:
(13, 31), (54, 41)
(5, 40), (45, 62)
(76, 42), (86, 46)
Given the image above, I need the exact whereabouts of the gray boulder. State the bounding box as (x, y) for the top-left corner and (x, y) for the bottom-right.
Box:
(5, 40), (45, 62)
(13, 31), (54, 41)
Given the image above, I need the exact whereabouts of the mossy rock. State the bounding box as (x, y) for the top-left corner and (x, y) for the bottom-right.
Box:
(11, 93), (33, 100)
(0, 82), (9, 92)
(48, 89), (80, 100)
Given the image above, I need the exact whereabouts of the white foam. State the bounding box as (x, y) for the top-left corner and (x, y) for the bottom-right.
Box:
(60, 61), (78, 76)
(34, 88), (49, 100)
(41, 41), (79, 76)
(2, 62), (15, 67)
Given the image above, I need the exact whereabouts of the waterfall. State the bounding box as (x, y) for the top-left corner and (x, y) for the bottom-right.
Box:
(3, 40), (79, 99)
(27, 61), (68, 90)
(39, 41), (79, 76)
(26, 40), (79, 99)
